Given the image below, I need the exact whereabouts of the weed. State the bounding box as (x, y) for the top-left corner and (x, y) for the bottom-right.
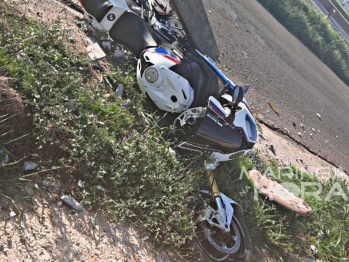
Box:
(1, 1), (348, 260)
(0, 1), (201, 252)
(217, 150), (349, 260)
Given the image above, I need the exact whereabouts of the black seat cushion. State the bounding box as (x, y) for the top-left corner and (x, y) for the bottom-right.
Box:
(109, 11), (158, 58)
(80, 0), (113, 22)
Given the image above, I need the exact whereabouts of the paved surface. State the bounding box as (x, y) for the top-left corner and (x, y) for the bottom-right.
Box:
(309, 0), (329, 15)
(328, 16), (349, 44)
(201, 0), (349, 171)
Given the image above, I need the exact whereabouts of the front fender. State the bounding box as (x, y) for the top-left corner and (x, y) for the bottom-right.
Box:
(220, 192), (243, 226)
(200, 190), (243, 226)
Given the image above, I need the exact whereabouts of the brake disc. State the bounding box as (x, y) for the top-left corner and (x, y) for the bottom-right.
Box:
(201, 219), (241, 254)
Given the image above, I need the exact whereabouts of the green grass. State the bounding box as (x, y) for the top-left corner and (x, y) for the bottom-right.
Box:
(1, 1), (348, 261)
(0, 2), (202, 253)
(223, 155), (349, 260)
(257, 0), (349, 87)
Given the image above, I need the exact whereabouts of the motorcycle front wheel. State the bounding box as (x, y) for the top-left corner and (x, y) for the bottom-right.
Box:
(195, 194), (252, 261)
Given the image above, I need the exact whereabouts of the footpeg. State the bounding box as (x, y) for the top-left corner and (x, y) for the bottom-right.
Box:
(173, 107), (206, 127)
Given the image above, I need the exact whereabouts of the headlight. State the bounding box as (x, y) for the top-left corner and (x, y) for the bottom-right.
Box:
(144, 67), (159, 83)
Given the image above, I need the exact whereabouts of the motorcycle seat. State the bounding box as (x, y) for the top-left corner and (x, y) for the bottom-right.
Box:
(80, 0), (113, 22)
(109, 11), (158, 58)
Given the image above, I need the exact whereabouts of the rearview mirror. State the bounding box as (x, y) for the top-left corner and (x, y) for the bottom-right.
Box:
(233, 86), (244, 105)
(243, 84), (250, 94)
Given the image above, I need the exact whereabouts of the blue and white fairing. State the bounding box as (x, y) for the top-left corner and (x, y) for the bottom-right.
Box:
(195, 50), (251, 109)
(197, 50), (257, 143)
(207, 97), (257, 143)
(177, 51), (257, 162)
(137, 47), (194, 113)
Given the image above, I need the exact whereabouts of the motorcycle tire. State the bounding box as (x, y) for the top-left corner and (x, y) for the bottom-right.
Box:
(195, 191), (252, 262)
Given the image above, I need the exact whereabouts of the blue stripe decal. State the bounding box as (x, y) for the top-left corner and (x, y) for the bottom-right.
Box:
(148, 47), (179, 60)
(196, 50), (236, 92)
(209, 100), (226, 117)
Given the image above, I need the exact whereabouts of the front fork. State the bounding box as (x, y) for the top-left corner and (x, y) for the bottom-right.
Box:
(203, 161), (231, 232)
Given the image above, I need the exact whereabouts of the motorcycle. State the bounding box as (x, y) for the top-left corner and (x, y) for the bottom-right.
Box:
(80, 0), (257, 260)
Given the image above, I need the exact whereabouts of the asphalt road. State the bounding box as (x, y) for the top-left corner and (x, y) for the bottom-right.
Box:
(201, 0), (349, 171)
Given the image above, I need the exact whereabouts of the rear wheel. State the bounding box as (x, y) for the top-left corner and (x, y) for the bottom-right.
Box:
(195, 193), (252, 261)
